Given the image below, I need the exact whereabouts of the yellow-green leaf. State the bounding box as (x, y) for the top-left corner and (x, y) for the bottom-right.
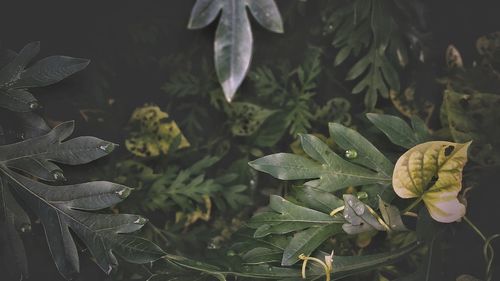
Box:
(125, 105), (189, 157)
(393, 141), (471, 223)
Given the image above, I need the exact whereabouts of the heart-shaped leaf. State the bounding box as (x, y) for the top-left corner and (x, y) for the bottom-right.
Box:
(393, 141), (471, 223)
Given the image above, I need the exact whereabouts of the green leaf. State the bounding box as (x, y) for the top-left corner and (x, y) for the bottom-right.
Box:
(0, 122), (164, 280)
(162, 242), (420, 280)
(366, 113), (419, 149)
(0, 42), (88, 112)
(290, 186), (344, 214)
(248, 195), (340, 238)
(188, 0), (283, 101)
(250, 134), (391, 192)
(327, 0), (413, 109)
(328, 122), (393, 176)
(249, 153), (322, 181)
(281, 223), (343, 266)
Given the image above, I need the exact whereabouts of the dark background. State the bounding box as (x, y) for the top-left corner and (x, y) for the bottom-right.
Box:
(0, 0), (499, 280)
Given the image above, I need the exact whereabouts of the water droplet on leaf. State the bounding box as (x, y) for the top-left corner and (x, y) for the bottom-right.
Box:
(134, 217), (147, 224)
(20, 223), (31, 233)
(52, 171), (65, 181)
(28, 102), (38, 110)
(116, 187), (131, 199)
(345, 149), (358, 159)
(99, 142), (115, 153)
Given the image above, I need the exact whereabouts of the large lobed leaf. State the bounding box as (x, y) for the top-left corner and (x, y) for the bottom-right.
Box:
(0, 121), (164, 279)
(249, 124), (393, 192)
(188, 0), (284, 102)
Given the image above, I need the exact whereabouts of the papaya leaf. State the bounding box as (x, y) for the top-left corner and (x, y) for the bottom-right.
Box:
(188, 0), (284, 101)
(0, 42), (89, 112)
(393, 141), (471, 223)
(0, 121), (165, 280)
(249, 133), (391, 192)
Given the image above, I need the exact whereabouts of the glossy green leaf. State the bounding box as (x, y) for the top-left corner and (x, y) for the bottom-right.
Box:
(249, 134), (391, 192)
(367, 113), (420, 149)
(281, 223), (342, 266)
(188, 0), (283, 101)
(328, 122), (393, 176)
(248, 195), (340, 238)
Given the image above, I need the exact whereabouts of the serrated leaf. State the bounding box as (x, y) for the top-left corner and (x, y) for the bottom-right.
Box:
(188, 0), (284, 101)
(393, 141), (471, 223)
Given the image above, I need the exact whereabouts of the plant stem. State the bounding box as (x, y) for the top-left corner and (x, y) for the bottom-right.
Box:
(402, 197), (423, 214)
(463, 216), (497, 281)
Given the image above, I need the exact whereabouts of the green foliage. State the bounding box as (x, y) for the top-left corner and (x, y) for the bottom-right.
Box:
(0, 42), (89, 112)
(116, 156), (250, 214)
(323, 0), (420, 110)
(188, 0), (284, 101)
(0, 43), (163, 280)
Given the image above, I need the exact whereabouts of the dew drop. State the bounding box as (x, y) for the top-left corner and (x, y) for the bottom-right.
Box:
(116, 187), (131, 199)
(28, 101), (39, 110)
(20, 223), (31, 233)
(226, 250), (236, 256)
(52, 171), (65, 181)
(134, 217), (147, 224)
(345, 149), (358, 159)
(99, 142), (115, 153)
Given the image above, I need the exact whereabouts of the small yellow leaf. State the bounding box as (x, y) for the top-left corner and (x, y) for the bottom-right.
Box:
(393, 141), (471, 223)
(125, 105), (189, 157)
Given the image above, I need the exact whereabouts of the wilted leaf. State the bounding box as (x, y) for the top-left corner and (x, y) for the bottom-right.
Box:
(393, 141), (471, 223)
(227, 102), (275, 136)
(126, 105), (189, 157)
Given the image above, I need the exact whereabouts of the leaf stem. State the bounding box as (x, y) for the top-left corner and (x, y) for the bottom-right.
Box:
(463, 216), (499, 281)
(402, 197), (423, 215)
